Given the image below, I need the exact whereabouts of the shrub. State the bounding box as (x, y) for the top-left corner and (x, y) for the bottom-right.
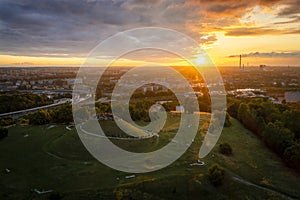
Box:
(208, 164), (225, 186)
(0, 116), (16, 126)
(219, 143), (233, 156)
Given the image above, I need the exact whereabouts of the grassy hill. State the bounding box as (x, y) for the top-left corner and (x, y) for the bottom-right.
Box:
(0, 115), (300, 199)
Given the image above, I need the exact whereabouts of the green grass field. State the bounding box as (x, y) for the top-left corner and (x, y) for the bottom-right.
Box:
(0, 115), (300, 199)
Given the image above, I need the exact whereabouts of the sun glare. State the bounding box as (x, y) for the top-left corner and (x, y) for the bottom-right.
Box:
(195, 55), (206, 65)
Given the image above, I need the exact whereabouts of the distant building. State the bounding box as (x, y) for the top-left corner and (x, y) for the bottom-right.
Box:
(285, 92), (300, 103)
(259, 65), (267, 70)
(176, 106), (185, 113)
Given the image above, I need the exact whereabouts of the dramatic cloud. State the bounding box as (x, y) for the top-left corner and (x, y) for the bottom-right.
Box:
(0, 0), (299, 58)
(0, 0), (143, 57)
(224, 27), (300, 36)
(229, 51), (300, 58)
(277, 0), (300, 17)
(274, 16), (300, 25)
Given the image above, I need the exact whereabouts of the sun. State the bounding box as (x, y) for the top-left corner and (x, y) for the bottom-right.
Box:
(195, 55), (206, 65)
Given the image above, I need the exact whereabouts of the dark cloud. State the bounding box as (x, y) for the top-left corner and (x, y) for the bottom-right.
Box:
(274, 16), (300, 24)
(277, 0), (300, 17)
(207, 3), (247, 13)
(229, 51), (300, 58)
(224, 27), (299, 36)
(0, 0), (144, 57)
(0, 0), (299, 58)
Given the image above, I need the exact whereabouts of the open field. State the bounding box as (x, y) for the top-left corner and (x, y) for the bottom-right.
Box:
(0, 115), (300, 199)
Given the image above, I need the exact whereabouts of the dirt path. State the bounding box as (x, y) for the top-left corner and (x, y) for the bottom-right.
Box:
(229, 172), (297, 200)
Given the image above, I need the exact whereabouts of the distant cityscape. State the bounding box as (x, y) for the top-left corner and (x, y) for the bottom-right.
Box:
(0, 66), (299, 104)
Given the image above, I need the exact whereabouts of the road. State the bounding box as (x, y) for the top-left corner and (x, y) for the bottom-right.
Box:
(0, 99), (71, 118)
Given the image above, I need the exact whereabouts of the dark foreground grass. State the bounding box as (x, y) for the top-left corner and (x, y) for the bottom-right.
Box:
(0, 116), (299, 199)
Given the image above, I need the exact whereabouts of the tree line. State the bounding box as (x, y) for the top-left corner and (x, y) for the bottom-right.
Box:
(227, 98), (300, 171)
(0, 92), (53, 114)
(23, 103), (73, 125)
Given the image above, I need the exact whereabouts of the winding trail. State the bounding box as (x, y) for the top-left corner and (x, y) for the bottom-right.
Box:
(228, 171), (297, 200)
(78, 123), (157, 140)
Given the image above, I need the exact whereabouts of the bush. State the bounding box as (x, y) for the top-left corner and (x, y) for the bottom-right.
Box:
(208, 164), (225, 186)
(0, 116), (16, 126)
(219, 143), (233, 156)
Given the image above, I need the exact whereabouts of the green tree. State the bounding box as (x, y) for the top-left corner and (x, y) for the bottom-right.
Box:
(95, 102), (111, 114)
(0, 93), (53, 114)
(51, 103), (73, 123)
(227, 98), (241, 118)
(263, 121), (294, 155)
(283, 110), (300, 139)
(284, 142), (300, 170)
(28, 110), (51, 125)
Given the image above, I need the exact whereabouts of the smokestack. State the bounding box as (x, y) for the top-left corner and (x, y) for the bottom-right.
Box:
(239, 54), (242, 69)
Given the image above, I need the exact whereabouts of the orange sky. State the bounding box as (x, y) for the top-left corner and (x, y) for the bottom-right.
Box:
(0, 0), (299, 67)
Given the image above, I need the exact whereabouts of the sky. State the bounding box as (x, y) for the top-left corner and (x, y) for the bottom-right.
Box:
(0, 0), (299, 67)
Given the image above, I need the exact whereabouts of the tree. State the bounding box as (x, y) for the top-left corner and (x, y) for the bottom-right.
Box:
(0, 92), (53, 114)
(0, 116), (15, 126)
(208, 164), (225, 186)
(227, 98), (241, 118)
(28, 110), (51, 125)
(283, 142), (300, 170)
(237, 103), (250, 123)
(283, 110), (300, 139)
(51, 103), (73, 123)
(230, 98), (299, 171)
(162, 101), (178, 112)
(237, 103), (262, 134)
(263, 121), (294, 155)
(219, 143), (233, 155)
(95, 102), (111, 114)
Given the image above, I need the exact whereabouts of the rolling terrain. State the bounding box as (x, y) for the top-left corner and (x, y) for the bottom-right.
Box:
(0, 114), (300, 199)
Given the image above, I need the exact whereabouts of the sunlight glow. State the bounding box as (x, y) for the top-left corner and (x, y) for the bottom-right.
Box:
(195, 55), (207, 65)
